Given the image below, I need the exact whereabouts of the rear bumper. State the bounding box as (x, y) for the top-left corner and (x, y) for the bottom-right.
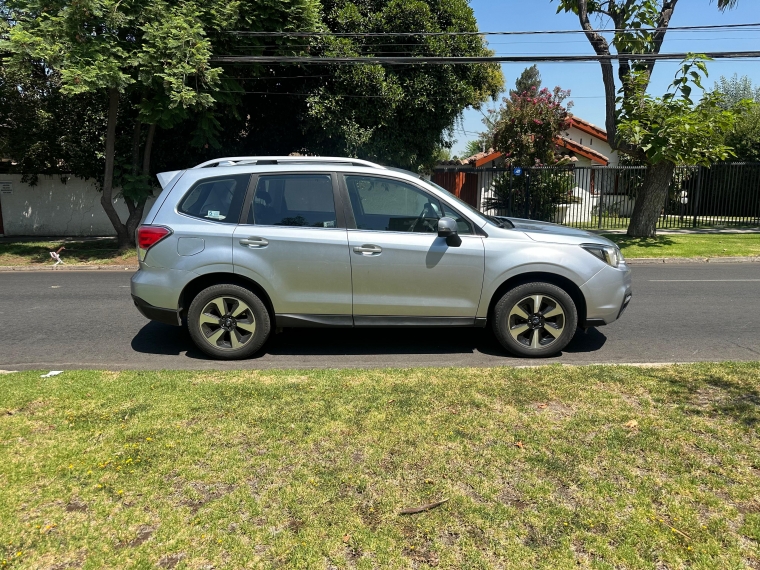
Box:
(132, 294), (181, 326)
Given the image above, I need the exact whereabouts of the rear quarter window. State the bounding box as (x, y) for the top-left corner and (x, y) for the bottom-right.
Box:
(178, 174), (250, 223)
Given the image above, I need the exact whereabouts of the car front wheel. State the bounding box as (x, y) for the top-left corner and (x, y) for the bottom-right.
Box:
(188, 284), (271, 360)
(492, 282), (578, 357)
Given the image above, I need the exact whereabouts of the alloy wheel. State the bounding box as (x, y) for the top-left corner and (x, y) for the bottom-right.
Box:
(507, 294), (566, 350)
(198, 296), (256, 350)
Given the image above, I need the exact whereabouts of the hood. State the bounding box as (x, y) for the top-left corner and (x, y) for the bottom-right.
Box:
(500, 217), (616, 246)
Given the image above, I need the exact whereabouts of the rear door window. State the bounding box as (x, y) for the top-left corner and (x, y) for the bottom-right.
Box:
(178, 175), (250, 223)
(247, 174), (337, 228)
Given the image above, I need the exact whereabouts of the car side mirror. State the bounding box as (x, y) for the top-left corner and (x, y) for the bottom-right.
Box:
(437, 217), (461, 247)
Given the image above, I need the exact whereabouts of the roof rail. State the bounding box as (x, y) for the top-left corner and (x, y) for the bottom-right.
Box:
(193, 156), (385, 169)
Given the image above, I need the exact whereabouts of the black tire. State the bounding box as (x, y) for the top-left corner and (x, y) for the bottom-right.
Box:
(187, 284), (271, 360)
(492, 282), (578, 357)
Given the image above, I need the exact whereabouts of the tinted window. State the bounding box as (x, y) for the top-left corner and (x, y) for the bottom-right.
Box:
(345, 175), (441, 233)
(441, 203), (474, 235)
(178, 175), (249, 223)
(249, 175), (337, 228)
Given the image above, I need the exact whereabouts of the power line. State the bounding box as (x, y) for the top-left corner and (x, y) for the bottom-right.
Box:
(223, 22), (760, 37)
(212, 51), (760, 65)
(227, 36), (760, 51)
(224, 46), (760, 57)
(214, 90), (609, 99)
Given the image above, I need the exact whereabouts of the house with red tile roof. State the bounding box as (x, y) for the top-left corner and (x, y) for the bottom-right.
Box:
(558, 117), (619, 166)
(436, 116), (618, 170)
(432, 116), (620, 215)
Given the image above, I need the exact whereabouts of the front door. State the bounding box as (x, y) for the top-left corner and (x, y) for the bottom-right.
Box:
(343, 174), (485, 320)
(233, 173), (352, 321)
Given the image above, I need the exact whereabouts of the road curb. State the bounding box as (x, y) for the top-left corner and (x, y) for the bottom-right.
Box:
(626, 256), (760, 265)
(0, 265), (137, 272)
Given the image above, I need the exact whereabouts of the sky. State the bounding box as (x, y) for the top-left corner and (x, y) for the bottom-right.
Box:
(451, 0), (760, 157)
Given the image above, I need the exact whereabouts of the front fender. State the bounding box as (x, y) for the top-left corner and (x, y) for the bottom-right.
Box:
(477, 240), (604, 319)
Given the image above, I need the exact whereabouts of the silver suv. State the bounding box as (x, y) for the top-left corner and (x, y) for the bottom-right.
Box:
(131, 157), (632, 359)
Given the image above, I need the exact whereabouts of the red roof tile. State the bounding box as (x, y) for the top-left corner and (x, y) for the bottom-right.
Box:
(555, 135), (609, 165)
(568, 117), (608, 141)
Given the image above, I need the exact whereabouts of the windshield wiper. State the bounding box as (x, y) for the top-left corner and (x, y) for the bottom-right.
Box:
(487, 216), (514, 229)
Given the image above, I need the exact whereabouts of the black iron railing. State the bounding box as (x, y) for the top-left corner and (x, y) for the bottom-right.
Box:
(431, 163), (760, 229)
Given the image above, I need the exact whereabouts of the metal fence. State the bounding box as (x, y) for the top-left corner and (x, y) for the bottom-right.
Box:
(431, 163), (760, 230)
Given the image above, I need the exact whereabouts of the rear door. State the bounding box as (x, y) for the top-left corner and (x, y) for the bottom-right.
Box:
(233, 172), (353, 322)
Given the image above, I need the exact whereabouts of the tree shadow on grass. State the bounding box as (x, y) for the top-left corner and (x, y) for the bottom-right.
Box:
(654, 368), (760, 428)
(606, 235), (677, 250)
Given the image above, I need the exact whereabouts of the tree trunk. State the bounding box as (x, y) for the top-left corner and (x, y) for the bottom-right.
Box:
(131, 120), (142, 177)
(99, 88), (131, 249)
(125, 123), (157, 243)
(627, 161), (676, 237)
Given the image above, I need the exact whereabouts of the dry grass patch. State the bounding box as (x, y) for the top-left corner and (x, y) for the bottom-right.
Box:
(0, 239), (136, 266)
(1, 363), (759, 569)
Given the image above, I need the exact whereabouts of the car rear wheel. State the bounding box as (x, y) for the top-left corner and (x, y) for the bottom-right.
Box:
(188, 284), (271, 360)
(492, 282), (578, 357)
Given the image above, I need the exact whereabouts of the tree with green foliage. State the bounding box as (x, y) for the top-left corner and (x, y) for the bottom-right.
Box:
(460, 67), (544, 162)
(553, 0), (741, 236)
(2, 0), (321, 247)
(617, 58), (737, 233)
(285, 0), (503, 168)
(491, 86), (573, 167)
(0, 63), (105, 183)
(2, 0), (502, 242)
(713, 74), (760, 108)
(463, 139), (486, 158)
(723, 104), (760, 162)
(711, 75), (760, 162)
(150, 0), (503, 171)
(512, 65), (542, 97)
(484, 84), (575, 220)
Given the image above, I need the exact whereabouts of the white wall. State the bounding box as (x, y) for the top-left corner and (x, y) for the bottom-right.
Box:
(564, 126), (620, 166)
(0, 174), (155, 237)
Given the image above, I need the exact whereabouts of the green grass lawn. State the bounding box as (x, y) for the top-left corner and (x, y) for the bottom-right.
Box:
(605, 233), (760, 259)
(2, 364), (759, 569)
(1, 233), (759, 266)
(0, 239), (136, 266)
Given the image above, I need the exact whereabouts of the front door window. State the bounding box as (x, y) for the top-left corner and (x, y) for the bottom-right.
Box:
(345, 175), (441, 233)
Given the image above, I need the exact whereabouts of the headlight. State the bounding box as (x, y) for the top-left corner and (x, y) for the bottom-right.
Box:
(581, 243), (623, 268)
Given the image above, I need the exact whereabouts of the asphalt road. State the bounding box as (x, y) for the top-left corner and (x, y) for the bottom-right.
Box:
(1, 264), (759, 370)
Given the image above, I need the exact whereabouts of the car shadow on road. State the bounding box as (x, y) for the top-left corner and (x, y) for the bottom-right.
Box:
(130, 322), (208, 359)
(131, 321), (607, 361)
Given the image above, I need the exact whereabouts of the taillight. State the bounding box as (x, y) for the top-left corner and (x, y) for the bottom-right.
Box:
(137, 225), (172, 250)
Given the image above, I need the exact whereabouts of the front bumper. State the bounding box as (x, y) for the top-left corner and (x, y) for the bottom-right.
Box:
(580, 262), (633, 326)
(132, 294), (181, 326)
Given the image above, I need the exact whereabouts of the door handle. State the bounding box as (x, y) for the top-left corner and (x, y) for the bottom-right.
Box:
(240, 237), (269, 248)
(353, 244), (382, 255)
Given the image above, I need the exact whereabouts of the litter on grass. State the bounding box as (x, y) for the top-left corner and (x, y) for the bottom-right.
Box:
(40, 371), (63, 378)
